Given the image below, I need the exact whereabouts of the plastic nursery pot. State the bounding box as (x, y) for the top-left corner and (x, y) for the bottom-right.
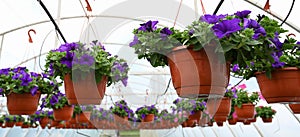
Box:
(7, 92), (41, 115)
(167, 45), (230, 98)
(234, 103), (255, 119)
(255, 67), (300, 103)
(141, 114), (155, 122)
(53, 105), (74, 121)
(213, 97), (232, 125)
(262, 117), (273, 123)
(39, 117), (50, 129)
(64, 73), (107, 105)
(76, 112), (91, 123)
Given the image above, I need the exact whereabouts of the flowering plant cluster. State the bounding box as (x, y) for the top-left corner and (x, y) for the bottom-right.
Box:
(30, 109), (54, 121)
(172, 98), (206, 115)
(255, 106), (276, 118)
(232, 89), (260, 108)
(135, 105), (159, 120)
(157, 110), (187, 124)
(91, 107), (114, 121)
(40, 91), (71, 110)
(231, 16), (300, 79)
(2, 115), (25, 122)
(110, 100), (134, 118)
(0, 67), (59, 96)
(73, 105), (94, 115)
(45, 40), (129, 86)
(129, 20), (187, 67)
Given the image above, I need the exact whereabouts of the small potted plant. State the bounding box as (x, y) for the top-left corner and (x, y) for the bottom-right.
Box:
(91, 108), (116, 129)
(42, 91), (74, 121)
(172, 98), (206, 127)
(110, 100), (134, 120)
(74, 105), (94, 123)
(256, 106), (276, 123)
(3, 115), (24, 128)
(135, 105), (158, 122)
(45, 40), (129, 105)
(212, 84), (239, 126)
(30, 109), (53, 129)
(0, 67), (58, 115)
(232, 88), (259, 121)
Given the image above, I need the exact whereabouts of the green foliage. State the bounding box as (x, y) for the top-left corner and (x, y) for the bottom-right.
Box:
(110, 100), (134, 118)
(256, 106), (276, 118)
(3, 115), (25, 122)
(135, 105), (159, 120)
(172, 98), (206, 114)
(232, 90), (260, 108)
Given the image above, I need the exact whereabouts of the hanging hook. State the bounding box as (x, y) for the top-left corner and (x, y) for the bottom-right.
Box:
(85, 0), (92, 12)
(263, 0), (271, 11)
(28, 29), (36, 43)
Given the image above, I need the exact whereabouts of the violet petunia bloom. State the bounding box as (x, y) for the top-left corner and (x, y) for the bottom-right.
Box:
(212, 18), (241, 39)
(234, 10), (251, 18)
(243, 19), (259, 29)
(79, 54), (95, 66)
(232, 64), (240, 72)
(269, 32), (283, 56)
(253, 27), (266, 40)
(121, 77), (128, 87)
(61, 51), (74, 68)
(188, 29), (194, 36)
(0, 68), (10, 75)
(200, 14), (226, 24)
(12, 73), (21, 80)
(271, 52), (285, 68)
(129, 35), (140, 47)
(30, 72), (39, 78)
(138, 20), (158, 32)
(160, 27), (173, 40)
(0, 88), (3, 94)
(20, 73), (33, 86)
(56, 42), (79, 52)
(30, 86), (38, 96)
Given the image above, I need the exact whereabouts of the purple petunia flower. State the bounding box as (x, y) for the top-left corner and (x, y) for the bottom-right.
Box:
(61, 51), (74, 68)
(200, 14), (226, 24)
(234, 10), (251, 18)
(138, 20), (158, 32)
(269, 32), (283, 52)
(20, 73), (33, 86)
(30, 86), (38, 96)
(212, 18), (241, 39)
(141, 114), (146, 119)
(129, 35), (140, 47)
(232, 64), (240, 72)
(160, 27), (173, 40)
(56, 42), (79, 52)
(78, 54), (95, 66)
(121, 77), (128, 87)
(0, 68), (10, 75)
(188, 29), (194, 36)
(271, 52), (285, 68)
(0, 88), (3, 94)
(30, 72), (39, 78)
(12, 73), (21, 80)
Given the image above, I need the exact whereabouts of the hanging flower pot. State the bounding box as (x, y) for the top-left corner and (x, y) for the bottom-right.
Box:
(234, 103), (255, 119)
(7, 92), (41, 115)
(256, 67), (300, 103)
(64, 74), (108, 105)
(213, 97), (232, 126)
(53, 105), (74, 121)
(289, 104), (300, 114)
(167, 46), (230, 98)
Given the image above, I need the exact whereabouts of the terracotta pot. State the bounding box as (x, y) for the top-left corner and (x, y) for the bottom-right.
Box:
(76, 112), (91, 123)
(69, 117), (77, 124)
(289, 104), (300, 114)
(64, 73), (107, 105)
(141, 114), (155, 122)
(7, 92), (41, 115)
(167, 45), (230, 98)
(248, 117), (257, 123)
(256, 67), (300, 103)
(182, 111), (202, 127)
(5, 122), (15, 127)
(53, 105), (74, 121)
(234, 103), (255, 119)
(262, 117), (272, 123)
(228, 118), (237, 125)
(21, 124), (30, 128)
(243, 120), (251, 125)
(213, 97), (231, 125)
(39, 117), (50, 129)
(15, 122), (23, 126)
(50, 120), (59, 128)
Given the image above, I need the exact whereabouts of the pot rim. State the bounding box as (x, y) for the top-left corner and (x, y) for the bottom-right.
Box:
(254, 67), (300, 76)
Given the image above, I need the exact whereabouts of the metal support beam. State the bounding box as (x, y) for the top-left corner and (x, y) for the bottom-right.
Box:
(213, 0), (225, 15)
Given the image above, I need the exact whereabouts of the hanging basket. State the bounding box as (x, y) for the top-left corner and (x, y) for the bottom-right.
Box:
(6, 92), (41, 115)
(53, 105), (74, 121)
(234, 103), (255, 119)
(289, 104), (300, 114)
(256, 67), (300, 103)
(167, 45), (230, 98)
(64, 73), (107, 105)
(213, 97), (231, 126)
